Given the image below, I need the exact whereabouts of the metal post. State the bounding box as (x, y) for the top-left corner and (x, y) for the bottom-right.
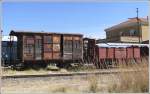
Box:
(0, 1), (2, 93)
(136, 8), (141, 43)
(9, 36), (11, 65)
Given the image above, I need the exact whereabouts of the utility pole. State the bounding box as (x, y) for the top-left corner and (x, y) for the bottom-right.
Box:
(136, 8), (141, 43)
(0, 1), (2, 93)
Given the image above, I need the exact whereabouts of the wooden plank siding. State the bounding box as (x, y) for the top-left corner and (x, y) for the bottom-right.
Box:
(10, 31), (83, 63)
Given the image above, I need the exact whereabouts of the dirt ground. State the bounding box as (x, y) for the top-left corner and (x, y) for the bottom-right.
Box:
(2, 74), (118, 94)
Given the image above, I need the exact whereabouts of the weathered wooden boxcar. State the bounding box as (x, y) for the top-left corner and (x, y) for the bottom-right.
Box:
(83, 38), (96, 64)
(9, 30), (83, 67)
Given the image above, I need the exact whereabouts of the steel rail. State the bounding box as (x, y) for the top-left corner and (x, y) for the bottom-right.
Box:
(2, 69), (144, 79)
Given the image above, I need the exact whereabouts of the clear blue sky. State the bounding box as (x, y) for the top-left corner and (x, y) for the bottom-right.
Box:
(2, 2), (149, 39)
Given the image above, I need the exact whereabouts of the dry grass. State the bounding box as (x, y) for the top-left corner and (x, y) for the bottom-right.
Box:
(52, 86), (67, 93)
(88, 75), (99, 93)
(108, 72), (148, 93)
(108, 58), (149, 93)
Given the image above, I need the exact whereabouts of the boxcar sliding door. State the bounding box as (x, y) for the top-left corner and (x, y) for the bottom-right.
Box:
(63, 36), (73, 60)
(23, 36), (34, 60)
(73, 36), (82, 60)
(35, 36), (42, 60)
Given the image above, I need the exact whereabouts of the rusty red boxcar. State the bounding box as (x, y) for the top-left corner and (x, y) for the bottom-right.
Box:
(133, 47), (141, 58)
(95, 43), (148, 68)
(126, 47), (134, 59)
(98, 47), (107, 59)
(115, 47), (126, 59)
(107, 48), (114, 59)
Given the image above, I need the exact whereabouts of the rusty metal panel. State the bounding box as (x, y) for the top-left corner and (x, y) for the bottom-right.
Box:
(53, 44), (60, 52)
(53, 52), (61, 59)
(44, 35), (52, 43)
(44, 44), (52, 52)
(127, 47), (134, 59)
(99, 47), (107, 59)
(53, 35), (61, 43)
(43, 52), (52, 60)
(107, 48), (114, 59)
(115, 48), (126, 59)
(134, 47), (140, 58)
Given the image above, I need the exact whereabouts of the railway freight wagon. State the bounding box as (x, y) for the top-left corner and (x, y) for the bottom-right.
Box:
(9, 30), (83, 68)
(83, 38), (96, 64)
(2, 41), (17, 66)
(95, 43), (149, 69)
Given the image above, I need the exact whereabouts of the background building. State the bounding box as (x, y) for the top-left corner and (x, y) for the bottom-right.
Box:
(104, 17), (149, 43)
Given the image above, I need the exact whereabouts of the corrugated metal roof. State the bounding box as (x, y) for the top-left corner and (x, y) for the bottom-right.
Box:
(96, 43), (149, 48)
(105, 18), (148, 32)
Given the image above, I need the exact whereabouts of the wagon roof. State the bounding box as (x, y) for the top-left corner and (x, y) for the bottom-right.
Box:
(96, 43), (149, 48)
(10, 30), (83, 36)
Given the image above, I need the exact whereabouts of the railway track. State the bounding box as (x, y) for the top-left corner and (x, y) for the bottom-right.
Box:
(2, 69), (144, 79)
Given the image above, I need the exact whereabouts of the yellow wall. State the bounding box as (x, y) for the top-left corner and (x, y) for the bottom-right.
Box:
(141, 25), (149, 41)
(120, 36), (139, 43)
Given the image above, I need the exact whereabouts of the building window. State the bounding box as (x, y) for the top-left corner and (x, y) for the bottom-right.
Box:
(120, 32), (123, 36)
(129, 29), (136, 36)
